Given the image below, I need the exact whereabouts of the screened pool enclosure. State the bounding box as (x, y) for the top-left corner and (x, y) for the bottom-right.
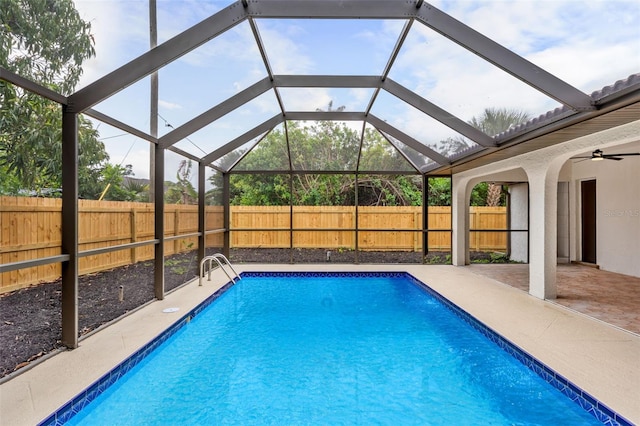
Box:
(1, 0), (639, 350)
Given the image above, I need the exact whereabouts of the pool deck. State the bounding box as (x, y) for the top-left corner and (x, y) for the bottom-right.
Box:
(1, 264), (639, 425)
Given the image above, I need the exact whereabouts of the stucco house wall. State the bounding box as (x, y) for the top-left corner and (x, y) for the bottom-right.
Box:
(453, 120), (640, 297)
(508, 183), (529, 263)
(569, 141), (640, 277)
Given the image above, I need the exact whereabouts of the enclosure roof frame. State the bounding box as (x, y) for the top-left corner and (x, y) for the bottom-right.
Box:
(4, 0), (639, 174)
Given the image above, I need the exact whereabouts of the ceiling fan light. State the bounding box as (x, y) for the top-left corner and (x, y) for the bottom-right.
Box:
(591, 149), (604, 161)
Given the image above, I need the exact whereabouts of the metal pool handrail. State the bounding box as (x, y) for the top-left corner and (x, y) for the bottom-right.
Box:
(199, 254), (241, 286)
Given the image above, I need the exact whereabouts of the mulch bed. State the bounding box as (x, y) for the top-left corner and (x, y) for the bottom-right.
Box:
(1, 248), (501, 379)
(0, 251), (200, 379)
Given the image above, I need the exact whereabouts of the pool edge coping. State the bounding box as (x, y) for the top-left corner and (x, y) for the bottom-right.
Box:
(39, 271), (632, 426)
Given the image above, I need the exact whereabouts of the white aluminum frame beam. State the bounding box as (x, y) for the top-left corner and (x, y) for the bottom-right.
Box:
(85, 109), (157, 144)
(0, 66), (67, 105)
(202, 113), (284, 164)
(273, 75), (381, 88)
(285, 111), (366, 121)
(243, 0), (420, 19)
(414, 5), (594, 111)
(68, 2), (251, 112)
(381, 79), (495, 147)
(61, 0), (597, 169)
(367, 115), (450, 165)
(159, 77), (273, 148)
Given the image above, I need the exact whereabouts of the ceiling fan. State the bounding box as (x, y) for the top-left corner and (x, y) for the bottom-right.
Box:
(571, 149), (640, 162)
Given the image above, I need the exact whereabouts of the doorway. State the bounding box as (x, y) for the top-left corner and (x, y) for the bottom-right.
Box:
(581, 179), (596, 264)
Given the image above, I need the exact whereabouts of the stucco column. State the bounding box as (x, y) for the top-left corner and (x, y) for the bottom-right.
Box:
(451, 176), (471, 266)
(526, 166), (558, 299)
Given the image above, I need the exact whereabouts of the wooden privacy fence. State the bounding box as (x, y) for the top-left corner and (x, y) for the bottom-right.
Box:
(0, 197), (223, 293)
(231, 206), (448, 251)
(1, 197), (507, 292)
(230, 206), (506, 252)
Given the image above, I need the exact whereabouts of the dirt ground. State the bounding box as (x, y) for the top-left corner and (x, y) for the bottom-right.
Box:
(0, 248), (505, 379)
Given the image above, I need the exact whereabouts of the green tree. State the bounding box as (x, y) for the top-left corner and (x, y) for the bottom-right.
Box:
(219, 120), (422, 206)
(427, 177), (451, 206)
(165, 160), (197, 204)
(0, 0), (126, 198)
(1, 0), (95, 94)
(0, 96), (61, 191)
(95, 164), (138, 201)
(468, 108), (530, 138)
(123, 178), (150, 202)
(0, 162), (22, 195)
(224, 127), (291, 206)
(429, 108), (530, 207)
(357, 175), (422, 206)
(204, 150), (242, 205)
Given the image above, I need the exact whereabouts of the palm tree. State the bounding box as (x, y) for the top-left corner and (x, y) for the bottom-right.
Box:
(469, 108), (531, 206)
(468, 108), (531, 138)
(165, 160), (197, 204)
(123, 178), (150, 202)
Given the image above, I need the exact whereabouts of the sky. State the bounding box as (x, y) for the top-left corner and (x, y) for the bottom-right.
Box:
(71, 0), (640, 184)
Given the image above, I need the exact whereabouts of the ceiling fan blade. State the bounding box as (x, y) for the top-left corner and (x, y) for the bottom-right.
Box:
(570, 151), (638, 161)
(603, 153), (640, 157)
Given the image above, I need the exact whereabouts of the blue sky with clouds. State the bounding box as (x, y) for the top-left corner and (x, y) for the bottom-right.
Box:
(72, 0), (640, 183)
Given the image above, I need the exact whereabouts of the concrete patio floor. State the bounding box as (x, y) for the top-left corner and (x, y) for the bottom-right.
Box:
(466, 262), (640, 335)
(1, 264), (639, 425)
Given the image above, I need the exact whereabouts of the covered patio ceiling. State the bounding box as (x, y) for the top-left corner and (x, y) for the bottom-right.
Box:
(4, 0), (638, 176)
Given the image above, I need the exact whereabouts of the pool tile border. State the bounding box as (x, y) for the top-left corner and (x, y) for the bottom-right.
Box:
(403, 272), (632, 426)
(39, 272), (631, 426)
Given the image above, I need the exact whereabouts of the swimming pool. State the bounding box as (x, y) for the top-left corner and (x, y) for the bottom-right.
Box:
(42, 272), (629, 425)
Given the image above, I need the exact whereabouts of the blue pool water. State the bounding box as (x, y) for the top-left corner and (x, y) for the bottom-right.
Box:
(59, 273), (613, 425)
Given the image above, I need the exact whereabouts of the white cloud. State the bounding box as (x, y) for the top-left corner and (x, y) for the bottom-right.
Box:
(387, 0), (638, 125)
(159, 100), (183, 110)
(72, 0), (639, 178)
(434, 0), (639, 91)
(74, 0), (149, 89)
(256, 22), (314, 74)
(100, 136), (151, 179)
(175, 21), (260, 68)
(530, 42), (640, 92)
(348, 88), (374, 110)
(156, 0), (225, 44)
(249, 90), (282, 115)
(279, 88), (332, 111)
